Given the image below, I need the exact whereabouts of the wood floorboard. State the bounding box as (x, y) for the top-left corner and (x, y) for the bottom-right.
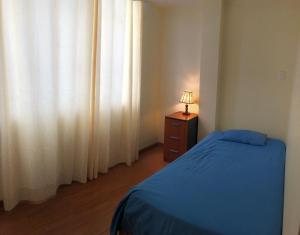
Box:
(0, 145), (166, 235)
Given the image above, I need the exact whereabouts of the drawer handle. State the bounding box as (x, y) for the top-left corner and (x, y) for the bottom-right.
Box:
(169, 136), (180, 140)
(171, 122), (181, 127)
(169, 149), (179, 154)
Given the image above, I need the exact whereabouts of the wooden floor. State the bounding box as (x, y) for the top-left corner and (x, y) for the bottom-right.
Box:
(0, 145), (166, 235)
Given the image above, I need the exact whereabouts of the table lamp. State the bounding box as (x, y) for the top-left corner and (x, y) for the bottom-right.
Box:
(180, 91), (193, 115)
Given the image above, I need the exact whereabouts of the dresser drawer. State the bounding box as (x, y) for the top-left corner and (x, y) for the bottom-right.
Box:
(164, 148), (182, 162)
(165, 137), (181, 150)
(165, 118), (187, 139)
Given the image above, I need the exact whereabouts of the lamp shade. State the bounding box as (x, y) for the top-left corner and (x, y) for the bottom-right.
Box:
(180, 91), (193, 104)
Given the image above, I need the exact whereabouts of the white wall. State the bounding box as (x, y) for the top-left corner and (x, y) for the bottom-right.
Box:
(139, 2), (162, 149)
(283, 40), (300, 235)
(159, 1), (223, 141)
(140, 0), (223, 144)
(199, 0), (223, 138)
(158, 4), (202, 141)
(218, 0), (300, 141)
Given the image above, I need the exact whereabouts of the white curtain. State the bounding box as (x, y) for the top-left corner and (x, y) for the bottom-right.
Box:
(88, 0), (143, 179)
(0, 0), (143, 210)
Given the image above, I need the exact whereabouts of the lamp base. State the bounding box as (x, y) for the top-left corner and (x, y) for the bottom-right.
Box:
(182, 104), (190, 115)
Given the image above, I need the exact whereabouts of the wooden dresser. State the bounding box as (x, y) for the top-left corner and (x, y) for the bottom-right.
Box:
(164, 112), (198, 162)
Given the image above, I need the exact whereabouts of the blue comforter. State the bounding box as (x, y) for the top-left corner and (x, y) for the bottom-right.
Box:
(111, 131), (286, 235)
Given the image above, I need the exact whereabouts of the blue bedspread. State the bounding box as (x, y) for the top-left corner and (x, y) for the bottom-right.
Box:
(111, 131), (286, 235)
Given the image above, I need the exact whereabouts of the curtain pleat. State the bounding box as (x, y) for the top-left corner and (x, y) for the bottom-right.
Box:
(88, 0), (143, 179)
(0, 0), (95, 210)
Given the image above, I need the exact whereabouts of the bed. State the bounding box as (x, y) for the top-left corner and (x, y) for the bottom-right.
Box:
(111, 131), (286, 235)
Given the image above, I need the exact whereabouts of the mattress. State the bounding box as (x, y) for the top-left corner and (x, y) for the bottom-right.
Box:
(111, 131), (286, 235)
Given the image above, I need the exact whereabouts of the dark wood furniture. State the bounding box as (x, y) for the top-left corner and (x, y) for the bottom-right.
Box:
(164, 112), (198, 162)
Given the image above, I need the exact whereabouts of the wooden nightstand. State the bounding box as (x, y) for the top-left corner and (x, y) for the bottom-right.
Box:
(164, 112), (198, 162)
